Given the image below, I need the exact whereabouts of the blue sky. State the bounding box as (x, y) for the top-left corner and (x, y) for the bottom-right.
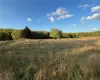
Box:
(0, 0), (100, 32)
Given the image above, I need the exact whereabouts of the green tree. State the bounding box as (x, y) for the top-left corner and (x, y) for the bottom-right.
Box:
(11, 30), (22, 40)
(50, 28), (62, 39)
(21, 26), (32, 39)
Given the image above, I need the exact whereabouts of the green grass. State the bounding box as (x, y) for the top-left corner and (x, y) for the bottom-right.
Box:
(0, 38), (100, 80)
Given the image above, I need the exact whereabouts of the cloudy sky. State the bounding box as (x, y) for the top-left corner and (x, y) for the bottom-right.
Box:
(0, 0), (100, 32)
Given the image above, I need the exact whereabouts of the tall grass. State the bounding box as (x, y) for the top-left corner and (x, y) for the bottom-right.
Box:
(0, 38), (100, 80)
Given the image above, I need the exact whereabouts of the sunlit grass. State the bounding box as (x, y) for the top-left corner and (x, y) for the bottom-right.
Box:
(0, 38), (100, 80)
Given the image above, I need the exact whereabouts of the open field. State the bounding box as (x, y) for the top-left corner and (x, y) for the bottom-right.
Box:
(0, 38), (100, 80)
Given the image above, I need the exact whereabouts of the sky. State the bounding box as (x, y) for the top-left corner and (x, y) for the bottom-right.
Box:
(0, 0), (100, 32)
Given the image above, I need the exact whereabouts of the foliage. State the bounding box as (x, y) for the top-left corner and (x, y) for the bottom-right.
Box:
(21, 26), (32, 39)
(62, 31), (100, 38)
(5, 31), (12, 40)
(50, 28), (62, 39)
(0, 28), (100, 40)
(32, 31), (50, 39)
(0, 32), (6, 40)
(11, 30), (22, 40)
(0, 29), (12, 41)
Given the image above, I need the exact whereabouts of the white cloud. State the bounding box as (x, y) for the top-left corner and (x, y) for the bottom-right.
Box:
(85, 13), (100, 20)
(80, 17), (87, 24)
(27, 18), (32, 22)
(48, 8), (68, 16)
(91, 6), (100, 12)
(81, 17), (85, 21)
(47, 7), (73, 22)
(57, 14), (73, 20)
(49, 16), (54, 23)
(92, 28), (98, 31)
(81, 13), (100, 24)
(80, 5), (100, 23)
(78, 4), (90, 9)
(68, 24), (77, 28)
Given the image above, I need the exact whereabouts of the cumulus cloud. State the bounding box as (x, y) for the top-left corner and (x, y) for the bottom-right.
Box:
(27, 18), (32, 22)
(81, 6), (100, 23)
(47, 8), (68, 16)
(49, 16), (54, 23)
(78, 4), (90, 9)
(81, 13), (100, 24)
(91, 6), (100, 12)
(47, 7), (73, 22)
(85, 13), (100, 20)
(86, 6), (100, 20)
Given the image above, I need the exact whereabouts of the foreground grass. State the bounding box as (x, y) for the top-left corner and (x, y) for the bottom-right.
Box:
(0, 38), (100, 80)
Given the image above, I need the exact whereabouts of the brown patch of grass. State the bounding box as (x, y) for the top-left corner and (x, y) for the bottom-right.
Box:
(0, 37), (100, 80)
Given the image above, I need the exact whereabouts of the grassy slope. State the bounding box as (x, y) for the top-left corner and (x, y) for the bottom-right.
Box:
(0, 38), (100, 80)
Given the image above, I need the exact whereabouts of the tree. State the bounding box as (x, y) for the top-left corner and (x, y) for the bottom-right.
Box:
(43, 31), (50, 39)
(21, 26), (32, 39)
(50, 28), (62, 39)
(11, 30), (22, 40)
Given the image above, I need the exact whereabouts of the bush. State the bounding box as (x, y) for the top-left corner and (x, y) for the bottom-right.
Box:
(31, 31), (50, 39)
(11, 30), (22, 40)
(0, 31), (12, 41)
(0, 32), (6, 40)
(5, 31), (12, 40)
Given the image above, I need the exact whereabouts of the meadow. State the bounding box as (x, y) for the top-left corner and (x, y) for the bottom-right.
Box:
(0, 38), (100, 80)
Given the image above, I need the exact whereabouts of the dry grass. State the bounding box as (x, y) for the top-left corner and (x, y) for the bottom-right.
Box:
(0, 37), (100, 80)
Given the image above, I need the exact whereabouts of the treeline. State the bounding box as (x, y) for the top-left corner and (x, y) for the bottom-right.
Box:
(62, 31), (100, 38)
(0, 27), (50, 40)
(0, 26), (100, 41)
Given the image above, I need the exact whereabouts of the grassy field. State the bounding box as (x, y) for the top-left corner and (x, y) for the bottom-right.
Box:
(0, 38), (100, 80)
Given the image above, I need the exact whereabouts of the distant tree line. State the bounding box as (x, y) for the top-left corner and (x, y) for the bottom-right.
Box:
(62, 32), (100, 38)
(0, 26), (100, 41)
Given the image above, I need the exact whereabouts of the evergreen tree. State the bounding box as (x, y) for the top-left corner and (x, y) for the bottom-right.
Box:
(21, 26), (32, 39)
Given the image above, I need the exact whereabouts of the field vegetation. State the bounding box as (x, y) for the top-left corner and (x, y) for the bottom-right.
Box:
(0, 27), (100, 40)
(0, 38), (100, 80)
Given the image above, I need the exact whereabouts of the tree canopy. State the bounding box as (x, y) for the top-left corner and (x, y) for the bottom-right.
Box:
(0, 27), (100, 41)
(21, 26), (32, 39)
(50, 28), (62, 39)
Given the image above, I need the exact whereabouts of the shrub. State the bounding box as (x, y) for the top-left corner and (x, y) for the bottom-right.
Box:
(0, 31), (12, 41)
(11, 30), (22, 40)
(0, 32), (6, 40)
(5, 31), (12, 40)
(32, 31), (50, 39)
